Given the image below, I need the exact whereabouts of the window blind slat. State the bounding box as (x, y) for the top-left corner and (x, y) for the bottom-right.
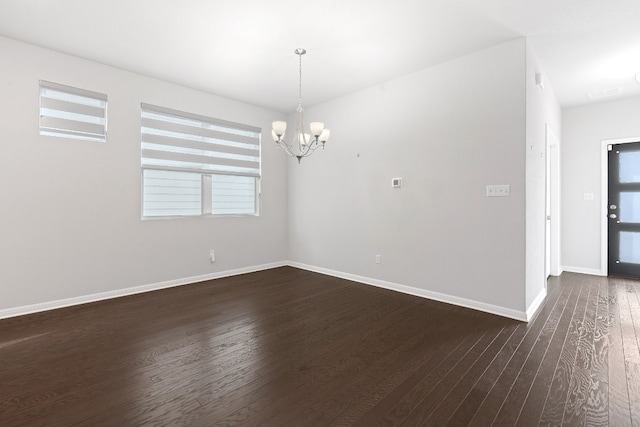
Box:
(40, 116), (106, 138)
(142, 161), (259, 177)
(40, 80), (107, 101)
(41, 97), (105, 119)
(141, 133), (259, 158)
(39, 128), (105, 142)
(141, 164), (258, 178)
(141, 117), (259, 146)
(142, 148), (259, 170)
(141, 103), (259, 134)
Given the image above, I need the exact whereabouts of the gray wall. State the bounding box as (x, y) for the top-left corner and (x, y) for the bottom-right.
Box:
(562, 95), (640, 274)
(289, 39), (533, 317)
(0, 36), (290, 312)
(1, 34), (561, 321)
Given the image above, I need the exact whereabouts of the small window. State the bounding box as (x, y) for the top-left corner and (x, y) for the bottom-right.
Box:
(39, 81), (107, 142)
(141, 103), (261, 218)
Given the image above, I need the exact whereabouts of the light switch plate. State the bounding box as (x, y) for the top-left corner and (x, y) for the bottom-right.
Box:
(486, 184), (510, 197)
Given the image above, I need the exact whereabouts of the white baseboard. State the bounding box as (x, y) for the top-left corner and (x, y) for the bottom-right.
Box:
(526, 288), (547, 322)
(549, 267), (564, 277)
(0, 261), (287, 320)
(287, 261), (528, 322)
(1, 261), (534, 323)
(562, 265), (605, 276)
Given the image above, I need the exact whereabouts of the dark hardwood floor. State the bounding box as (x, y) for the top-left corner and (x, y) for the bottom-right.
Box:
(1, 267), (639, 426)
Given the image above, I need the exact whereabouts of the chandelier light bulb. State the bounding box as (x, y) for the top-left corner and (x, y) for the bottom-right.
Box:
(310, 122), (324, 137)
(299, 133), (311, 147)
(319, 129), (330, 143)
(272, 121), (287, 138)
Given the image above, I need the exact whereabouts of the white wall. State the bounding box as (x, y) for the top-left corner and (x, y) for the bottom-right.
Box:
(0, 36), (289, 313)
(562, 95), (640, 274)
(289, 39), (530, 317)
(525, 44), (562, 310)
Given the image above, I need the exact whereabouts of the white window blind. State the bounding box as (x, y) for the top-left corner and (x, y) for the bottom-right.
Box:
(141, 104), (261, 217)
(39, 80), (107, 142)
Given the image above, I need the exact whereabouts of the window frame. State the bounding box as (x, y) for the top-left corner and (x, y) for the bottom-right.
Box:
(140, 103), (261, 219)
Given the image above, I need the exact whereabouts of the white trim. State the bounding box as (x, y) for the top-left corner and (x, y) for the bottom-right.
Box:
(526, 288), (547, 322)
(601, 137), (640, 277)
(1, 261), (537, 323)
(288, 261), (528, 322)
(0, 261), (287, 320)
(546, 125), (562, 277)
(562, 265), (605, 276)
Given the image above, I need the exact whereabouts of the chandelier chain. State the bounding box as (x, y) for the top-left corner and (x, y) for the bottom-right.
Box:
(298, 50), (303, 110)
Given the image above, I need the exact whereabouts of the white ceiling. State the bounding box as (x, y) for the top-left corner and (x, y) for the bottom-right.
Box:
(0, 0), (639, 112)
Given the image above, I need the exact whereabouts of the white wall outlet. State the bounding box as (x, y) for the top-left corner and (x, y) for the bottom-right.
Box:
(375, 254), (381, 264)
(392, 178), (402, 188)
(209, 250), (216, 263)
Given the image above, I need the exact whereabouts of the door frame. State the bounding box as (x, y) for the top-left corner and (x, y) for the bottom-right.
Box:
(546, 125), (561, 277)
(600, 136), (640, 276)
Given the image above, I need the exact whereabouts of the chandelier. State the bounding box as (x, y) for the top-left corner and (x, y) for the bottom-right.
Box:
(271, 48), (330, 163)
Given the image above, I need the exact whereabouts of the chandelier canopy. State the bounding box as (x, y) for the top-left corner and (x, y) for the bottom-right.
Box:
(271, 48), (330, 163)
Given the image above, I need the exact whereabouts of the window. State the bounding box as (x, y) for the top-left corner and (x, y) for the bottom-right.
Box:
(39, 80), (107, 142)
(141, 103), (261, 218)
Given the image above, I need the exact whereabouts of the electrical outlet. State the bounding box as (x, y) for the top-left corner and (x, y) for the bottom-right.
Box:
(209, 250), (216, 263)
(375, 254), (381, 264)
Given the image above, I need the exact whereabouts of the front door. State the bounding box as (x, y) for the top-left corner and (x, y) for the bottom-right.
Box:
(608, 141), (640, 278)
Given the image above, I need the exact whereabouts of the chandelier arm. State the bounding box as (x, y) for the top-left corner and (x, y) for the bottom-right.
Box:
(277, 137), (319, 160)
(278, 140), (298, 158)
(277, 136), (319, 159)
(299, 141), (320, 158)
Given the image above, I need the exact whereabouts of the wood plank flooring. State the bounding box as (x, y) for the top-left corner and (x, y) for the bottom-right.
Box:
(1, 267), (639, 426)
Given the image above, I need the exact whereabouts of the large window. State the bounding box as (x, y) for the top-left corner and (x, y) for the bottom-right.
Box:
(39, 80), (107, 142)
(141, 104), (261, 218)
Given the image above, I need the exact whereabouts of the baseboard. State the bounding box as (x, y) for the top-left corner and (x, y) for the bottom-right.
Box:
(0, 261), (287, 320)
(526, 288), (547, 322)
(562, 265), (605, 276)
(287, 261), (528, 322)
(1, 261), (534, 322)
